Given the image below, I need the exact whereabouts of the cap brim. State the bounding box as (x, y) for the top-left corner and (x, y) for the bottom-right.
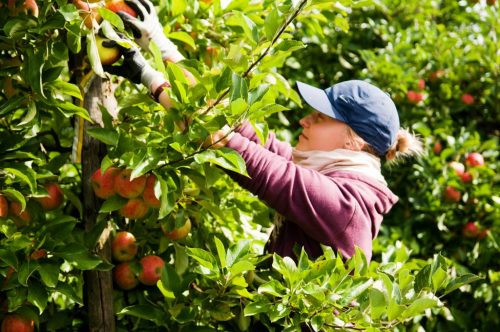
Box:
(296, 81), (345, 122)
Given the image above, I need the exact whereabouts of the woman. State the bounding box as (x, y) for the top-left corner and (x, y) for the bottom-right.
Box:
(103, 0), (422, 262)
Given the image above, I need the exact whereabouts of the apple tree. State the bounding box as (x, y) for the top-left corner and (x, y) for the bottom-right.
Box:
(0, 0), (487, 331)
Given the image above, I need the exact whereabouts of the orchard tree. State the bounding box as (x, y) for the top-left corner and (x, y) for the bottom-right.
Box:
(0, 0), (487, 331)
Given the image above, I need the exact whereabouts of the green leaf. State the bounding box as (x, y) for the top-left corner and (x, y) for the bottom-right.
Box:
(258, 280), (287, 297)
(264, 8), (280, 41)
(86, 128), (119, 146)
(87, 34), (105, 77)
(214, 237), (227, 269)
(168, 31), (196, 50)
(47, 80), (82, 100)
(171, 0), (187, 16)
(244, 300), (273, 316)
(339, 278), (374, 306)
(414, 264), (432, 292)
(230, 73), (249, 102)
(99, 195), (127, 213)
(118, 305), (166, 325)
(400, 297), (440, 319)
(186, 248), (218, 271)
(229, 260), (254, 278)
(160, 264), (182, 297)
(55, 283), (82, 305)
(0, 95), (25, 117)
(4, 165), (37, 193)
(226, 240), (250, 267)
(25, 49), (45, 97)
(272, 255), (298, 285)
(66, 23), (82, 54)
(18, 262), (40, 286)
(38, 263), (60, 288)
(56, 101), (91, 121)
(1, 189), (26, 210)
(194, 149), (248, 176)
(54, 244), (103, 270)
(442, 274), (482, 296)
(18, 100), (37, 126)
(28, 281), (48, 314)
(369, 288), (387, 320)
(97, 8), (125, 30)
(0, 249), (18, 268)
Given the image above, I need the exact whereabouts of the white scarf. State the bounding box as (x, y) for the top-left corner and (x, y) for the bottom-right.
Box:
(271, 148), (387, 242)
(291, 148), (387, 185)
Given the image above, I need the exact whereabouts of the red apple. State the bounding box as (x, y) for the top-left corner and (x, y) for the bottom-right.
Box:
(461, 93), (474, 105)
(113, 262), (139, 290)
(73, 0), (102, 29)
(119, 198), (149, 219)
(9, 201), (31, 227)
(460, 172), (473, 183)
(444, 186), (461, 203)
(432, 142), (442, 154)
(0, 314), (34, 332)
(106, 0), (137, 17)
(477, 229), (489, 240)
(0, 195), (8, 218)
(91, 167), (119, 199)
(29, 249), (47, 261)
(36, 183), (64, 211)
(112, 231), (138, 262)
(162, 219), (191, 241)
(417, 79), (425, 90)
(2, 267), (15, 288)
(429, 70), (444, 82)
(114, 169), (147, 198)
(465, 152), (484, 167)
(448, 161), (465, 176)
(406, 90), (423, 104)
(138, 255), (165, 286)
(23, 0), (38, 17)
(462, 222), (480, 238)
(95, 35), (121, 65)
(143, 175), (161, 208)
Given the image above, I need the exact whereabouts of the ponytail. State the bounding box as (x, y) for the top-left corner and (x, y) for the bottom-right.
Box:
(385, 128), (423, 164)
(345, 126), (422, 164)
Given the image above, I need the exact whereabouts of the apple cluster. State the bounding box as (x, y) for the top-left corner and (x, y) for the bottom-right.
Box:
(0, 183), (64, 228)
(91, 167), (161, 219)
(462, 221), (489, 240)
(406, 73), (477, 106)
(111, 231), (165, 290)
(444, 152), (485, 203)
(72, 0), (138, 65)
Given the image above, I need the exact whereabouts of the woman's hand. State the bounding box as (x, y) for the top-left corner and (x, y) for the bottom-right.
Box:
(101, 40), (165, 91)
(204, 125), (234, 149)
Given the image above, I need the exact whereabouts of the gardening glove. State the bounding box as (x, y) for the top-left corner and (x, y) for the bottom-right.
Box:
(102, 40), (164, 90)
(118, 0), (179, 61)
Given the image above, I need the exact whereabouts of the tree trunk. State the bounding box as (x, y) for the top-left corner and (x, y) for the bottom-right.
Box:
(81, 75), (117, 332)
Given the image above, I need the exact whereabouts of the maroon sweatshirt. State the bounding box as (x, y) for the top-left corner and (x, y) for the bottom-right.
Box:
(225, 122), (399, 262)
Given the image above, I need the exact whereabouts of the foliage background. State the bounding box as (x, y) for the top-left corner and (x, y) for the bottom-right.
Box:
(0, 0), (498, 331)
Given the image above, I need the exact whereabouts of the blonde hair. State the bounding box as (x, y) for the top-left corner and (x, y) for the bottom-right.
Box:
(345, 127), (422, 164)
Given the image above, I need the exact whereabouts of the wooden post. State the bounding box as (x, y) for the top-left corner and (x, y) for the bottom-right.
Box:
(81, 75), (117, 332)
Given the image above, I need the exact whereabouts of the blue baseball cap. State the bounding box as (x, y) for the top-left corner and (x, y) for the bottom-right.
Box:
(296, 80), (400, 156)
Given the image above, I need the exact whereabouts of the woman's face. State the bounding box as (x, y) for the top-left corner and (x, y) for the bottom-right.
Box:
(295, 111), (351, 151)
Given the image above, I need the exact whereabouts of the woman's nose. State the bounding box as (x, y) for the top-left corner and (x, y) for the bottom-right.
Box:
(299, 114), (312, 127)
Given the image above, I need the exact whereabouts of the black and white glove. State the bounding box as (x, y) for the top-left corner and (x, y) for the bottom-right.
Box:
(118, 0), (179, 60)
(102, 40), (164, 90)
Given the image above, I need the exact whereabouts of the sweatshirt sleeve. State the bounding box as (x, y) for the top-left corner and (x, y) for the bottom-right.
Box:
(235, 122), (293, 160)
(225, 132), (358, 247)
